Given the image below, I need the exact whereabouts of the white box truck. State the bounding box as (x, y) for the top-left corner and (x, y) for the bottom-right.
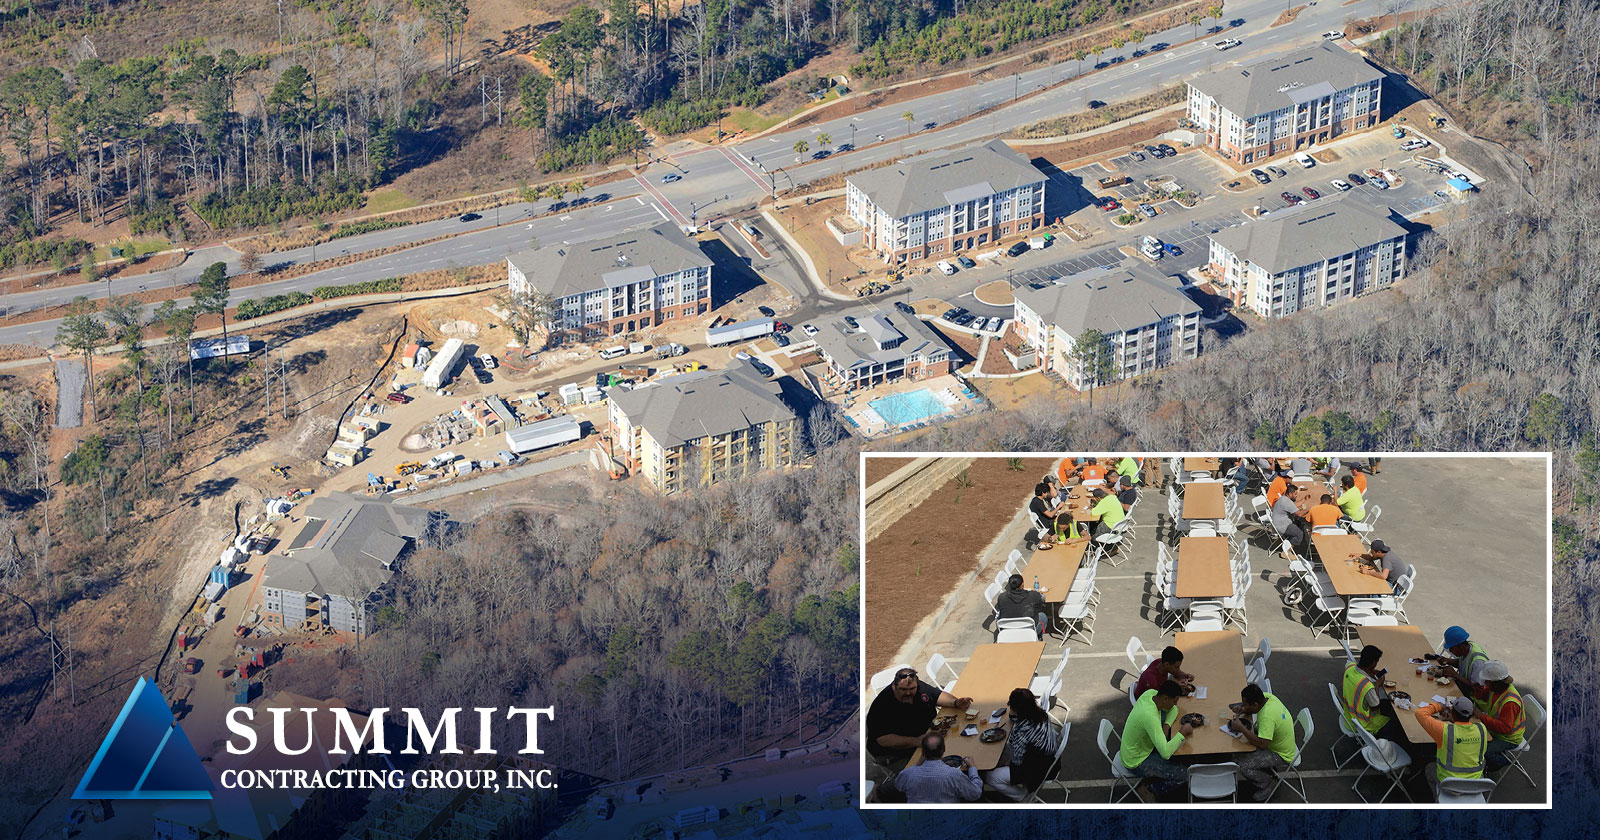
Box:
(705, 318), (775, 346)
(422, 338), (466, 389)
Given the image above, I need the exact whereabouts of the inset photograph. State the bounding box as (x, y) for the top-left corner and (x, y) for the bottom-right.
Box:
(862, 454), (1549, 806)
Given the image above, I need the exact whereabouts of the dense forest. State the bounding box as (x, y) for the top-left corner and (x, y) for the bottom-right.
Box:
(0, 0), (1189, 268)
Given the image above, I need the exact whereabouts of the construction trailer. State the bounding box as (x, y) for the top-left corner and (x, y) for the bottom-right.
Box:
(705, 318), (775, 346)
(559, 382), (583, 406)
(325, 443), (366, 467)
(189, 335), (251, 360)
(505, 415), (583, 455)
(422, 337), (467, 389)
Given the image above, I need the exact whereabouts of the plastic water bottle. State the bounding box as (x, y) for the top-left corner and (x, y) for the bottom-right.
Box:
(1033, 575), (1040, 592)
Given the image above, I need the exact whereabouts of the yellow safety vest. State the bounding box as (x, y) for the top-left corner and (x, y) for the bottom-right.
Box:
(1341, 665), (1390, 734)
(1489, 683), (1526, 746)
(1437, 719), (1489, 780)
(1457, 642), (1490, 711)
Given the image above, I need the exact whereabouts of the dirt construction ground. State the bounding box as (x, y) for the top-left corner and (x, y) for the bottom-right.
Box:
(864, 457), (1056, 672)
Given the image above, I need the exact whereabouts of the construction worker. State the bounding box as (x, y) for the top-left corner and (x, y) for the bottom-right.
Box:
(1437, 626), (1493, 711)
(1341, 645), (1410, 748)
(1472, 661), (1526, 769)
(1413, 696), (1489, 796)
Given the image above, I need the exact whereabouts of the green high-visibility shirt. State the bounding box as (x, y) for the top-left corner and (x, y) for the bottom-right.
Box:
(1254, 693), (1297, 764)
(1092, 493), (1126, 529)
(1116, 457), (1140, 479)
(1120, 689), (1184, 768)
(1337, 486), (1366, 522)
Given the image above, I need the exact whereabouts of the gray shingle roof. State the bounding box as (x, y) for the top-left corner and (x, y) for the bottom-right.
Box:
(1014, 262), (1201, 337)
(505, 222), (711, 300)
(609, 364), (795, 449)
(264, 493), (431, 598)
(812, 308), (952, 371)
(1188, 42), (1383, 118)
(1209, 198), (1408, 274)
(846, 139), (1045, 219)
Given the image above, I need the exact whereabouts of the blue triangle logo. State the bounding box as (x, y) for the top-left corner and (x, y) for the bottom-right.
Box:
(73, 677), (213, 800)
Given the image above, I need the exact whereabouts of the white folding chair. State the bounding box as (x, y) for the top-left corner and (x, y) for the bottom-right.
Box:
(1126, 636), (1156, 673)
(994, 567), (1011, 590)
(1188, 524), (1218, 538)
(1307, 575), (1348, 640)
(1437, 777), (1495, 803)
(1031, 651), (1071, 713)
(1095, 518), (1133, 566)
(1264, 708), (1314, 802)
(1057, 590), (1096, 646)
(1247, 638), (1272, 672)
(1327, 682), (1363, 769)
(1489, 692), (1545, 797)
(1347, 605), (1398, 627)
(1154, 573), (1192, 633)
(1188, 762), (1239, 802)
(1128, 680), (1140, 706)
(1312, 525), (1346, 536)
(1351, 720), (1413, 803)
(1246, 658), (1267, 685)
(1027, 722), (1073, 803)
(1349, 504), (1381, 542)
(1184, 602), (1227, 632)
(996, 617), (1040, 643)
(983, 581), (1003, 621)
(926, 653), (960, 693)
(1004, 549), (1025, 578)
(1097, 719), (1142, 803)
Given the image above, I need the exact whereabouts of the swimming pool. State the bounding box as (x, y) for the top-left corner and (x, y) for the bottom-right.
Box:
(868, 389), (949, 427)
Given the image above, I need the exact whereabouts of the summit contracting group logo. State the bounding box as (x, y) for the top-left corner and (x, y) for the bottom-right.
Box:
(73, 678), (213, 800)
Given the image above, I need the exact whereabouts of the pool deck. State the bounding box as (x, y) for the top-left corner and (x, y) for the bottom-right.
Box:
(841, 374), (984, 438)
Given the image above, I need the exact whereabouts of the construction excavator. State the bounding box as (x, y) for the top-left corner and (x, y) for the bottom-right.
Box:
(269, 464), (289, 479)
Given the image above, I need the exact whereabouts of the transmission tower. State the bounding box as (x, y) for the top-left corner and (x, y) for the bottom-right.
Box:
(49, 619), (76, 706)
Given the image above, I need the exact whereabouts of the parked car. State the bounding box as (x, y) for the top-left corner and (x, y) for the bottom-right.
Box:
(479, 353), (497, 368)
(1267, 165), (1288, 179)
(1330, 178), (1352, 191)
(936, 260), (957, 275)
(1346, 172), (1367, 185)
(1280, 191), (1301, 204)
(1372, 177), (1390, 190)
(1294, 152), (1316, 168)
(757, 305), (775, 316)
(1214, 37), (1242, 50)
(895, 301), (916, 314)
(1322, 29), (1344, 39)
(1099, 196), (1122, 211)
(1151, 42), (1169, 51)
(802, 323), (820, 336)
(1144, 145), (1165, 158)
(773, 333), (790, 347)
(386, 392), (412, 404)
(985, 317), (1003, 333)
(774, 321), (791, 333)
(1007, 240), (1030, 257)
(750, 360), (774, 377)
(956, 313), (979, 326)
(843, 315), (859, 329)
(1158, 144), (1177, 157)
(474, 368), (492, 384)
(1250, 169), (1271, 184)
(1162, 242), (1183, 256)
(1088, 99), (1107, 109)
(498, 450), (521, 466)
(946, 307), (969, 322)
(957, 255), (976, 269)
(1400, 138), (1431, 151)
(1129, 149), (1146, 162)
(1138, 203), (1157, 218)
(458, 212), (482, 222)
(661, 172), (682, 183)
(1302, 186), (1321, 200)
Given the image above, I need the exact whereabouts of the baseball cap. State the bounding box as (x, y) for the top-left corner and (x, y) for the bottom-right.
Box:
(1370, 539), (1390, 553)
(1443, 625), (1470, 647)
(1449, 697), (1475, 717)
(1480, 660), (1510, 681)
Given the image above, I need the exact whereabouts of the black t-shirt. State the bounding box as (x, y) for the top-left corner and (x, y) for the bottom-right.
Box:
(1118, 487), (1138, 508)
(1028, 496), (1056, 526)
(996, 588), (1045, 619)
(866, 680), (941, 756)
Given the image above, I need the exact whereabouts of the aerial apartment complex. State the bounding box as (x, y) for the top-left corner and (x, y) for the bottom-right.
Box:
(1207, 198), (1409, 318)
(1012, 263), (1202, 390)
(1187, 42), (1384, 164)
(505, 222), (713, 341)
(845, 139), (1047, 264)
